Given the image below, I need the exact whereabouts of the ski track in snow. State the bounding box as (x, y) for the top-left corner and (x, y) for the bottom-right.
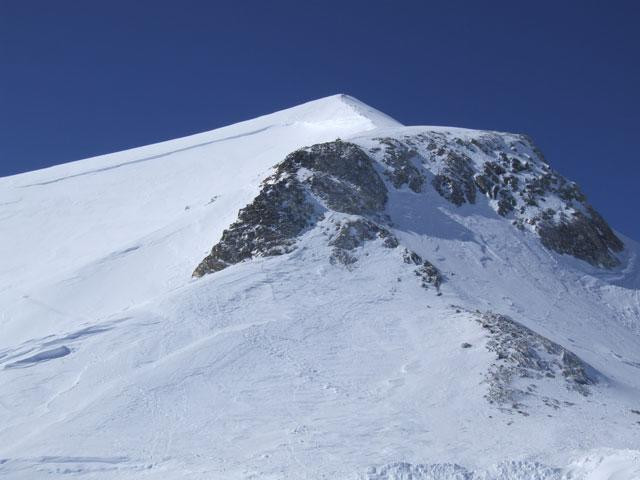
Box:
(19, 123), (288, 187)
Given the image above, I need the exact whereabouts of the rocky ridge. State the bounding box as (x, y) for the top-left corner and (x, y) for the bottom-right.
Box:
(195, 129), (623, 280)
(194, 140), (442, 291)
(364, 130), (624, 267)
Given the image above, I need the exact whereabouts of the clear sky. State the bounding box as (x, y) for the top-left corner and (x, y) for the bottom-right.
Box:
(1, 1), (638, 239)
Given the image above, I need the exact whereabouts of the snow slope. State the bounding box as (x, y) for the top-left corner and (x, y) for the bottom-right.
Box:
(0, 94), (399, 344)
(0, 95), (639, 479)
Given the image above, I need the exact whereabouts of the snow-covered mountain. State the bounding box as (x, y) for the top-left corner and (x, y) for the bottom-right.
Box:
(1, 95), (639, 479)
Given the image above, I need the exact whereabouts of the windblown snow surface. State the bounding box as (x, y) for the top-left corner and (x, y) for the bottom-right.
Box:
(0, 95), (639, 479)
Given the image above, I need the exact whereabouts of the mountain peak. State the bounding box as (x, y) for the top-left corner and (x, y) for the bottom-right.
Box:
(2, 95), (639, 480)
(267, 93), (403, 131)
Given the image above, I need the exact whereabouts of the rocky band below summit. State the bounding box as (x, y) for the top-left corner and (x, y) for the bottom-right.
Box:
(194, 130), (624, 278)
(193, 141), (389, 277)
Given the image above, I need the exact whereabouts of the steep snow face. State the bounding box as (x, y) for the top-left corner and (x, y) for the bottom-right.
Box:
(1, 96), (639, 479)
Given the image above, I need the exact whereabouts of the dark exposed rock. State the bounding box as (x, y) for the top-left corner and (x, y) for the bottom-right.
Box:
(329, 219), (398, 265)
(502, 174), (518, 190)
(195, 130), (624, 277)
(384, 131), (623, 267)
(537, 207), (624, 268)
(194, 139), (451, 281)
(557, 181), (586, 203)
(432, 152), (476, 206)
(473, 174), (492, 196)
(194, 140), (389, 277)
(470, 134), (502, 156)
(403, 249), (442, 290)
(374, 137), (425, 193)
(473, 311), (599, 409)
(510, 157), (529, 173)
(193, 179), (316, 277)
(416, 260), (442, 290)
(484, 161), (506, 177)
(496, 191), (516, 216)
(276, 140), (387, 215)
(402, 249), (423, 266)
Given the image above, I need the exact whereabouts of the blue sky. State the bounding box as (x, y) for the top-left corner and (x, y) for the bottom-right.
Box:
(1, 1), (638, 239)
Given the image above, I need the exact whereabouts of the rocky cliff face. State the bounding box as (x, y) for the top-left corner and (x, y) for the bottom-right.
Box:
(365, 130), (623, 268)
(195, 129), (623, 278)
(193, 139), (444, 296)
(193, 141), (388, 276)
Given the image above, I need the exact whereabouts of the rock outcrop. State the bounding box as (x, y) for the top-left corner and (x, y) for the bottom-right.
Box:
(472, 311), (600, 412)
(366, 130), (624, 268)
(373, 137), (425, 193)
(275, 140), (387, 215)
(194, 139), (446, 295)
(193, 179), (316, 276)
(328, 219), (398, 266)
(537, 207), (623, 268)
(196, 129), (624, 277)
(403, 249), (442, 290)
(194, 140), (392, 277)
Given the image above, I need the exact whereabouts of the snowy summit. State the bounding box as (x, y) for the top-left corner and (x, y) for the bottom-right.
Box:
(1, 94), (639, 479)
